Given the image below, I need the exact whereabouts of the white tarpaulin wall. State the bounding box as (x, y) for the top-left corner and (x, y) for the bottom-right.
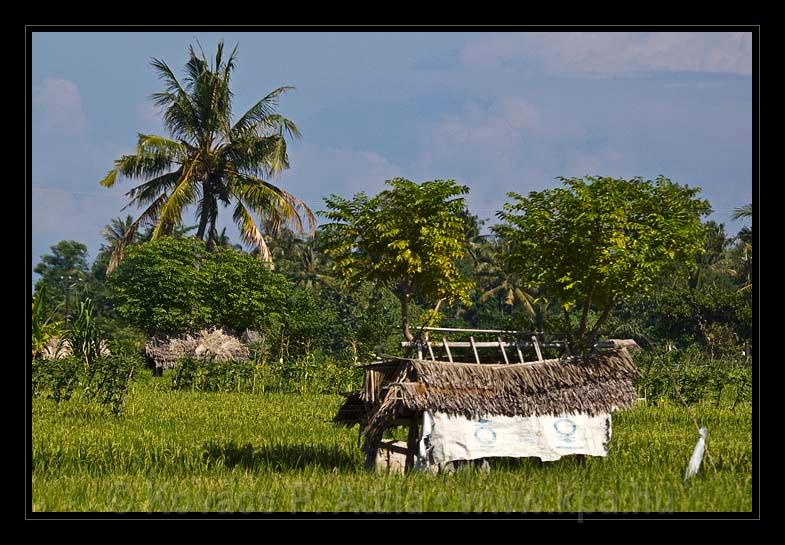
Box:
(419, 411), (612, 465)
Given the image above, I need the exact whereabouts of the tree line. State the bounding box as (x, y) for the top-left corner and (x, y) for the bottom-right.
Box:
(32, 41), (753, 364)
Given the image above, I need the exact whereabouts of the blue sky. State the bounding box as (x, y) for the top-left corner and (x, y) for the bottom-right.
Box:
(31, 31), (753, 279)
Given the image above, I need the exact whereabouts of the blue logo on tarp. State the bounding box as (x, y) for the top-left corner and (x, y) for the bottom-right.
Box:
(475, 420), (497, 445)
(553, 418), (577, 443)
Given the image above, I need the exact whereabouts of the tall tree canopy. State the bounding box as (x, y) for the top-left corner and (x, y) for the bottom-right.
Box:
(495, 175), (711, 348)
(34, 240), (92, 314)
(98, 41), (315, 273)
(319, 178), (474, 341)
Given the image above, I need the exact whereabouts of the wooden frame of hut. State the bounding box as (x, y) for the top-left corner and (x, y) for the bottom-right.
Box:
(334, 327), (640, 472)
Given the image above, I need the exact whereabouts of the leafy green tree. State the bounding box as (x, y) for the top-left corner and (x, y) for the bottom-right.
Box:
(108, 238), (210, 335)
(197, 246), (291, 333)
(98, 41), (314, 273)
(638, 284), (751, 351)
(319, 282), (408, 360)
(495, 175), (712, 349)
(34, 240), (92, 319)
(319, 178), (474, 341)
(108, 237), (324, 343)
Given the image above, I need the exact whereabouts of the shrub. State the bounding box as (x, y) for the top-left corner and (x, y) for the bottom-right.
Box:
(32, 353), (141, 415)
(170, 350), (362, 395)
(109, 239), (329, 349)
(635, 346), (751, 408)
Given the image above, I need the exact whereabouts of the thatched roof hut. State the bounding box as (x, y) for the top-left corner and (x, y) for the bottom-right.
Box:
(38, 337), (111, 360)
(145, 328), (251, 369)
(335, 348), (639, 457)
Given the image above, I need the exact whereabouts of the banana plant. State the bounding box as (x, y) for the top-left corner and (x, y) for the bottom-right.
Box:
(31, 286), (63, 359)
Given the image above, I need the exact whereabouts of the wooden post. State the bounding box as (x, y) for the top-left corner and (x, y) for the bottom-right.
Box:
(515, 341), (525, 363)
(532, 336), (543, 361)
(405, 415), (420, 473)
(426, 338), (436, 361)
(365, 439), (380, 471)
(443, 337), (454, 363)
(470, 336), (480, 364)
(498, 337), (509, 364)
(416, 342), (423, 360)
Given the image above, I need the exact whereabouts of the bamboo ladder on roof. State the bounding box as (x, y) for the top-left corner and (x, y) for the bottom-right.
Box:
(402, 327), (560, 365)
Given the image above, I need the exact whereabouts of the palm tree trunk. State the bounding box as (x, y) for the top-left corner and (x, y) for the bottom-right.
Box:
(207, 204), (219, 250)
(196, 187), (211, 240)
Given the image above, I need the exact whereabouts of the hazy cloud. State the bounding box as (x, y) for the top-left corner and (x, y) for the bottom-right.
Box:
(33, 78), (87, 133)
(462, 32), (752, 76)
(281, 143), (403, 210)
(419, 97), (541, 167)
(413, 97), (551, 219)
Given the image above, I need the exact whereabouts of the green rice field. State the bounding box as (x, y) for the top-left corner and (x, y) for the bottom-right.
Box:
(32, 373), (753, 513)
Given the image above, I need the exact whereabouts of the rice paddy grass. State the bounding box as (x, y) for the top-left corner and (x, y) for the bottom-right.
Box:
(32, 372), (752, 513)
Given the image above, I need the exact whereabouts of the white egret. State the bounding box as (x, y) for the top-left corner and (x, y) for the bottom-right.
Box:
(685, 427), (708, 480)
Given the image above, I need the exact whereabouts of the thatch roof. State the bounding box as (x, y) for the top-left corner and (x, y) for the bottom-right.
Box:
(39, 337), (111, 360)
(400, 351), (638, 418)
(145, 328), (251, 369)
(334, 349), (640, 452)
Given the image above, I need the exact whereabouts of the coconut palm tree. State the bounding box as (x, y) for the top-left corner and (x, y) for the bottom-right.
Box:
(101, 215), (138, 250)
(99, 41), (315, 273)
(138, 223), (198, 242)
(731, 203), (753, 293)
(214, 226), (243, 251)
(290, 243), (335, 292)
(478, 267), (537, 317)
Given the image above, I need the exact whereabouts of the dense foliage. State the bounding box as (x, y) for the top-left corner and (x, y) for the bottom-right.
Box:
(34, 180), (752, 365)
(495, 176), (713, 347)
(319, 178), (474, 341)
(107, 238), (325, 344)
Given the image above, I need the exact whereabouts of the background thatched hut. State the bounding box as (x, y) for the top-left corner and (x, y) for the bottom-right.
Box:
(145, 328), (251, 370)
(38, 337), (111, 360)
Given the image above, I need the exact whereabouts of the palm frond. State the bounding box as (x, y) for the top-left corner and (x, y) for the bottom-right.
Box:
(478, 285), (505, 303)
(732, 203), (752, 222)
(232, 199), (272, 263)
(514, 287), (536, 316)
(122, 170), (183, 210)
(232, 87), (295, 135)
(102, 146), (178, 185)
(261, 113), (302, 140)
(99, 168), (120, 188)
(149, 57), (198, 140)
(135, 133), (186, 158)
(232, 175), (316, 235)
(107, 193), (169, 274)
(150, 155), (201, 240)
